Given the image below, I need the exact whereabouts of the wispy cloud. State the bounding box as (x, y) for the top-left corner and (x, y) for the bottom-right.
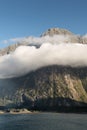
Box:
(0, 34), (78, 46)
(2, 40), (9, 44)
(0, 37), (24, 45)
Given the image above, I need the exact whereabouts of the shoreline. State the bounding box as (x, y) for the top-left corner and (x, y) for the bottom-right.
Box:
(0, 108), (38, 115)
(0, 109), (87, 115)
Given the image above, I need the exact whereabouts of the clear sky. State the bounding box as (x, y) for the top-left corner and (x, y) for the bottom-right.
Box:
(0, 0), (87, 48)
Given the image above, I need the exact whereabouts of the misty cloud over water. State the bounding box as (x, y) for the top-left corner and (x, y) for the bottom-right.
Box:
(0, 35), (87, 78)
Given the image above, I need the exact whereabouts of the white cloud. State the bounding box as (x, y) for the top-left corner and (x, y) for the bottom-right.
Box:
(0, 42), (87, 78)
(82, 34), (87, 38)
(2, 40), (9, 44)
(9, 37), (24, 42)
(0, 33), (87, 78)
(0, 37), (24, 45)
(0, 34), (75, 46)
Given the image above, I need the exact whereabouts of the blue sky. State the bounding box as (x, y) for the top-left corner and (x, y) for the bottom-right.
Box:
(0, 0), (87, 48)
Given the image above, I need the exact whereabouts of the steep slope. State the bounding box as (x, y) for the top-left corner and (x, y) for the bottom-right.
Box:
(0, 65), (87, 112)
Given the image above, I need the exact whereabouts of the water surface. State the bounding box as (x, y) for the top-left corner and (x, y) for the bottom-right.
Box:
(0, 113), (87, 130)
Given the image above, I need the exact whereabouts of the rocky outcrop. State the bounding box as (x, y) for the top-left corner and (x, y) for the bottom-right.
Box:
(41, 28), (74, 36)
(41, 28), (87, 43)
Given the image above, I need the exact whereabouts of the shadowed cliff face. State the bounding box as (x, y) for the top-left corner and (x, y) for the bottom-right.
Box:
(18, 66), (87, 103)
(0, 65), (87, 111)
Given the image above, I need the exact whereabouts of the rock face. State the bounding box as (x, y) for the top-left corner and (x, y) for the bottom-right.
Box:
(0, 65), (87, 112)
(41, 28), (87, 44)
(41, 28), (74, 37)
(41, 28), (74, 36)
(0, 42), (27, 56)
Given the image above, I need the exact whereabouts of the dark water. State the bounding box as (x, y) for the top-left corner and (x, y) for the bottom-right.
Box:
(0, 113), (87, 130)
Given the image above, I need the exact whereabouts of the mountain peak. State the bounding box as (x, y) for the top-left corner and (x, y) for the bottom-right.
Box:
(41, 28), (74, 37)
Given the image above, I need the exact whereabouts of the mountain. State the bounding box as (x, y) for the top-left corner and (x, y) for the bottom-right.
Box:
(41, 28), (87, 43)
(0, 42), (27, 56)
(0, 28), (87, 113)
(0, 65), (87, 112)
(41, 28), (74, 36)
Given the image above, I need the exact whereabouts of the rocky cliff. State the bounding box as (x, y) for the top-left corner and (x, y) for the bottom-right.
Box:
(0, 65), (87, 112)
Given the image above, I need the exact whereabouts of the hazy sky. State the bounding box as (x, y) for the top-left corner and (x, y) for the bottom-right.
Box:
(0, 0), (87, 48)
